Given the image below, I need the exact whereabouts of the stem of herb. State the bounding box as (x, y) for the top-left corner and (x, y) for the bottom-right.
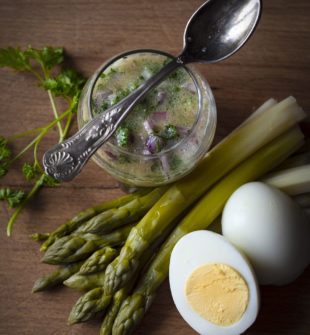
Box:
(10, 108), (73, 164)
(33, 135), (45, 173)
(62, 110), (73, 140)
(10, 133), (43, 163)
(47, 89), (65, 139)
(29, 68), (44, 82)
(41, 65), (65, 140)
(6, 173), (45, 236)
(7, 127), (44, 141)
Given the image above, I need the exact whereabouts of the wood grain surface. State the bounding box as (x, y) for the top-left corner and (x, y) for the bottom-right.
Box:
(0, 1), (309, 334)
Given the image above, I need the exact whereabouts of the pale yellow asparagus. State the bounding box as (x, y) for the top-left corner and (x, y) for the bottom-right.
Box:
(263, 164), (310, 195)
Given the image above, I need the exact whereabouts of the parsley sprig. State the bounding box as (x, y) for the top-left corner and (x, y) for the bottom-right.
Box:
(0, 46), (86, 236)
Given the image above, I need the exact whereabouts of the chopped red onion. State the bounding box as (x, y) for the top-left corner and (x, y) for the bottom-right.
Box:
(176, 126), (191, 136)
(151, 111), (168, 122)
(145, 134), (164, 154)
(160, 154), (170, 177)
(143, 120), (154, 135)
(105, 150), (118, 160)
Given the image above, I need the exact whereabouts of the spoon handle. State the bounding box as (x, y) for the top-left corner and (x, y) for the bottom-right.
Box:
(43, 57), (181, 182)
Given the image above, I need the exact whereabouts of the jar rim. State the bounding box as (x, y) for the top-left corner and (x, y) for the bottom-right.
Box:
(86, 48), (215, 160)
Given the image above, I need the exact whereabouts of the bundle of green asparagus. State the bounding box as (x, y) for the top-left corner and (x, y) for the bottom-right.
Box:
(33, 97), (307, 335)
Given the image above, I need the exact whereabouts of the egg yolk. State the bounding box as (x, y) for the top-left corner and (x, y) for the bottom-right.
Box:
(185, 263), (249, 326)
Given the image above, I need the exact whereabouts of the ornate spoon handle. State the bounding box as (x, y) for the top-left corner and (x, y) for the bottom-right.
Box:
(43, 104), (125, 181)
(43, 58), (181, 182)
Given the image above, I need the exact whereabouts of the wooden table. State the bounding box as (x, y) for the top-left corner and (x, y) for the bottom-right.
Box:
(0, 1), (309, 334)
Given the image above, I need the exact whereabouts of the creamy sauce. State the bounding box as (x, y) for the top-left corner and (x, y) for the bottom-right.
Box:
(92, 53), (198, 155)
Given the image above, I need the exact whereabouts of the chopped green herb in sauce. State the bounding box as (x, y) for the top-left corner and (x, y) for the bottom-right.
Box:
(160, 124), (179, 140)
(116, 126), (130, 147)
(92, 52), (198, 157)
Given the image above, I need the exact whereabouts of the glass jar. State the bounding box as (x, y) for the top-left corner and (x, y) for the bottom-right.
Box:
(77, 49), (216, 187)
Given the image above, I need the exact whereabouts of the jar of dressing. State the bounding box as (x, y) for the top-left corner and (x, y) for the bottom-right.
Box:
(78, 49), (216, 187)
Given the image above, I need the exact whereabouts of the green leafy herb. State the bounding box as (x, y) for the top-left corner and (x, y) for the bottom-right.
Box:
(0, 163), (8, 177)
(160, 124), (179, 140)
(169, 67), (186, 82)
(111, 88), (131, 105)
(0, 46), (64, 73)
(42, 174), (60, 187)
(0, 145), (11, 161)
(22, 163), (41, 181)
(100, 100), (110, 112)
(142, 62), (162, 76)
(169, 154), (183, 170)
(0, 137), (11, 178)
(0, 136), (7, 147)
(109, 67), (117, 75)
(0, 137), (11, 161)
(0, 188), (26, 208)
(42, 69), (85, 98)
(115, 126), (130, 147)
(163, 57), (171, 66)
(0, 46), (86, 235)
(0, 47), (32, 71)
(129, 80), (141, 92)
(25, 46), (64, 71)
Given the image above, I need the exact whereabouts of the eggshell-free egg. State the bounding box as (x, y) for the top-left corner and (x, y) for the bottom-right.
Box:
(169, 231), (259, 335)
(222, 182), (310, 285)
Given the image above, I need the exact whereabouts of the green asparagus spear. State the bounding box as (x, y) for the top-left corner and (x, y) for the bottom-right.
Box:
(100, 283), (136, 335)
(64, 271), (106, 291)
(66, 257), (131, 324)
(103, 97), (305, 295)
(32, 261), (84, 293)
(43, 224), (134, 265)
(79, 247), (118, 275)
(103, 186), (185, 295)
(41, 190), (150, 251)
(68, 287), (111, 324)
(68, 221), (169, 326)
(112, 127), (304, 335)
(98, 217), (178, 332)
(31, 233), (50, 242)
(112, 293), (156, 335)
(76, 187), (167, 235)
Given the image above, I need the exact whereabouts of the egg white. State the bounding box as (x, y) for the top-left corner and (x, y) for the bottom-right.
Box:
(222, 182), (310, 285)
(169, 230), (260, 335)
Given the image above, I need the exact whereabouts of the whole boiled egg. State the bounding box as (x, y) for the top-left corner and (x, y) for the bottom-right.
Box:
(222, 182), (310, 285)
(169, 230), (259, 335)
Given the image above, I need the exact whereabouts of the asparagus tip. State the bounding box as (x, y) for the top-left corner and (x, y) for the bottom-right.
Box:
(31, 286), (39, 294)
(67, 314), (78, 325)
(32, 278), (44, 293)
(40, 245), (47, 252)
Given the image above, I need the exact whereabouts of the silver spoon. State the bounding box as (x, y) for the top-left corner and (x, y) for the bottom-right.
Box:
(43, 0), (262, 182)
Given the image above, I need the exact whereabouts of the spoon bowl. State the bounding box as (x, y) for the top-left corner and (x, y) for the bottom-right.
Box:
(182, 0), (262, 63)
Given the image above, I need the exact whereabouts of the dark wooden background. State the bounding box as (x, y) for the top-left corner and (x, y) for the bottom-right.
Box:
(0, 1), (309, 334)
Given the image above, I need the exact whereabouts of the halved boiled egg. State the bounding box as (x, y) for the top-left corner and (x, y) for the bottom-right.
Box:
(169, 231), (259, 335)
